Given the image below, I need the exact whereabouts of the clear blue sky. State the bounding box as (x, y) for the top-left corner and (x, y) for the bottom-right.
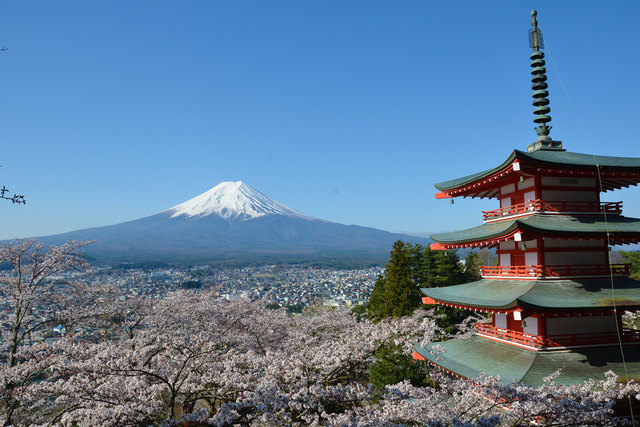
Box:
(2, 1), (640, 240)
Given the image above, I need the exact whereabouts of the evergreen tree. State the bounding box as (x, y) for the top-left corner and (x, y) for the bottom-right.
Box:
(433, 249), (466, 287)
(463, 251), (482, 281)
(366, 242), (482, 322)
(381, 241), (420, 317)
(476, 248), (498, 267)
(366, 242), (421, 320)
(366, 274), (386, 319)
(368, 343), (424, 389)
(413, 244), (439, 288)
(620, 251), (640, 280)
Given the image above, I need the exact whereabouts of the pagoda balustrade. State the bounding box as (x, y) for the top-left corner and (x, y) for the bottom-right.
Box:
(475, 323), (640, 350)
(480, 263), (630, 279)
(482, 200), (622, 222)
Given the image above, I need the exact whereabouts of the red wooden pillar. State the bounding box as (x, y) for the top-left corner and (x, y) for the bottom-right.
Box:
(536, 236), (544, 270)
(538, 312), (547, 337)
(534, 174), (542, 200)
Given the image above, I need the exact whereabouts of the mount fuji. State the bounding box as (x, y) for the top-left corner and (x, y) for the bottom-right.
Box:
(166, 181), (316, 222)
(31, 181), (429, 265)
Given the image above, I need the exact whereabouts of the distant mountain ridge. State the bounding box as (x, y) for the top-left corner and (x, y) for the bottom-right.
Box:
(25, 181), (430, 265)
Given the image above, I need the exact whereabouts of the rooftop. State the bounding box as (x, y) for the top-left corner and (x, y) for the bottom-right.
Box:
(431, 214), (640, 248)
(421, 277), (640, 311)
(414, 335), (640, 386)
(435, 149), (640, 196)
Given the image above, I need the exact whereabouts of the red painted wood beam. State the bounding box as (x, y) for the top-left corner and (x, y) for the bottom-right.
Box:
(435, 191), (452, 199)
(422, 296), (438, 305)
(412, 351), (427, 361)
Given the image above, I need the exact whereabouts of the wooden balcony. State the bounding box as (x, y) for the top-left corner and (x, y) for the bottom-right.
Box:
(482, 200), (622, 222)
(480, 264), (630, 279)
(475, 323), (640, 350)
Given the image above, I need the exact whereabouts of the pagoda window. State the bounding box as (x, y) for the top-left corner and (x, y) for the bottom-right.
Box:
(541, 189), (599, 202)
(500, 183), (516, 195)
(541, 176), (597, 188)
(499, 253), (511, 266)
(499, 241), (516, 250)
(500, 197), (511, 209)
(518, 177), (535, 190)
(522, 316), (539, 335)
(524, 251), (537, 265)
(543, 238), (604, 248)
(544, 251), (607, 266)
(546, 315), (617, 336)
(495, 312), (507, 329)
(523, 239), (537, 249)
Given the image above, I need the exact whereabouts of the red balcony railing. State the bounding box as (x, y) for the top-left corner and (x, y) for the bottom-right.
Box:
(482, 200), (622, 221)
(480, 264), (630, 279)
(475, 323), (640, 349)
(475, 323), (542, 348)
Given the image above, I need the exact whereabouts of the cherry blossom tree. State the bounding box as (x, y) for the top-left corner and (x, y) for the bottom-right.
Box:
(1, 255), (638, 425)
(12, 290), (636, 426)
(13, 291), (436, 425)
(0, 239), (92, 425)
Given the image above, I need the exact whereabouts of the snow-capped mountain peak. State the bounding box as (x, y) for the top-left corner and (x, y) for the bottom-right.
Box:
(167, 181), (315, 221)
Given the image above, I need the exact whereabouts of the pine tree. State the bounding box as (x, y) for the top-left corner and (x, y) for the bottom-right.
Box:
(368, 343), (424, 389)
(366, 241), (421, 320)
(463, 251), (482, 281)
(433, 249), (465, 287)
(366, 274), (386, 319)
(620, 251), (640, 280)
(366, 242), (480, 321)
(414, 244), (438, 288)
(381, 241), (420, 317)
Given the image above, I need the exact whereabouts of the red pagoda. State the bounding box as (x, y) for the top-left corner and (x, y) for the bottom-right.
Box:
(412, 10), (640, 386)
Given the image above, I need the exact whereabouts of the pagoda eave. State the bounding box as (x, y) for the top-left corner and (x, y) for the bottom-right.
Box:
(412, 336), (640, 386)
(422, 295), (517, 313)
(420, 278), (640, 311)
(435, 149), (640, 198)
(430, 214), (640, 249)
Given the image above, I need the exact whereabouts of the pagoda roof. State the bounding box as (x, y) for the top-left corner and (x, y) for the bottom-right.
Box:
(421, 277), (640, 311)
(413, 336), (640, 386)
(435, 149), (640, 196)
(431, 214), (640, 247)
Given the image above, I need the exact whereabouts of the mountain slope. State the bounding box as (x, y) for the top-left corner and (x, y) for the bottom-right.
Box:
(30, 181), (429, 264)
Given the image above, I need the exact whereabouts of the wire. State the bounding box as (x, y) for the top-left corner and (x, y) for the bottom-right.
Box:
(542, 26), (636, 425)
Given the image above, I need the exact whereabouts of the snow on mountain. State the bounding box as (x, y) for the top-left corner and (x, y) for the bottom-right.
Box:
(166, 181), (316, 221)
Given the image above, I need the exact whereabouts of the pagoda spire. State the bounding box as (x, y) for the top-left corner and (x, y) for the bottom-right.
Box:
(527, 10), (562, 152)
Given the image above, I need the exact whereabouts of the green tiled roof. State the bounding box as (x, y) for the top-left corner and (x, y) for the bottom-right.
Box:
(422, 277), (640, 310)
(435, 152), (518, 191)
(435, 149), (640, 191)
(431, 214), (640, 244)
(431, 220), (516, 244)
(525, 149), (640, 168)
(414, 336), (640, 386)
(422, 279), (532, 309)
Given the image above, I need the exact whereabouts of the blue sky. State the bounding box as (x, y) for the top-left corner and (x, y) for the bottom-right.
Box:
(2, 1), (640, 240)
